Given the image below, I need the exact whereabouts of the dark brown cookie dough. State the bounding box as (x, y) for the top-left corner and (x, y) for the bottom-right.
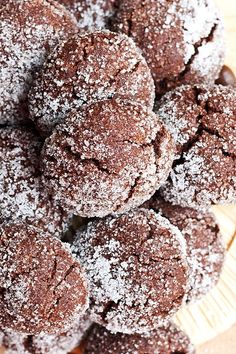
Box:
(29, 31), (155, 136)
(57, 0), (117, 30)
(0, 223), (88, 334)
(145, 195), (225, 301)
(0, 314), (92, 354)
(41, 99), (174, 218)
(112, 0), (225, 95)
(0, 0), (77, 125)
(0, 127), (71, 238)
(216, 65), (236, 86)
(83, 323), (195, 354)
(157, 84), (236, 209)
(72, 209), (189, 334)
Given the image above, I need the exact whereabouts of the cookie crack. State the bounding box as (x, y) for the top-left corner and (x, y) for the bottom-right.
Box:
(63, 144), (113, 175)
(158, 23), (218, 92)
(179, 23), (218, 79)
(47, 262), (77, 321)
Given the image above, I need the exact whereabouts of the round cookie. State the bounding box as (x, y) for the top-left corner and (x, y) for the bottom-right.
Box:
(72, 209), (190, 334)
(0, 126), (71, 238)
(41, 99), (174, 218)
(0, 223), (88, 334)
(0, 0), (77, 125)
(157, 84), (236, 209)
(83, 323), (195, 354)
(57, 0), (117, 30)
(145, 195), (225, 301)
(0, 314), (92, 354)
(29, 31), (155, 136)
(112, 0), (225, 95)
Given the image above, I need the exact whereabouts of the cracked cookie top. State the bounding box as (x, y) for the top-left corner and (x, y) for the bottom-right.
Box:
(57, 0), (117, 30)
(0, 126), (71, 238)
(0, 313), (92, 354)
(112, 0), (225, 95)
(158, 84), (236, 209)
(29, 30), (155, 137)
(0, 223), (88, 334)
(83, 322), (195, 354)
(72, 209), (189, 334)
(40, 99), (174, 218)
(144, 195), (225, 301)
(0, 0), (77, 125)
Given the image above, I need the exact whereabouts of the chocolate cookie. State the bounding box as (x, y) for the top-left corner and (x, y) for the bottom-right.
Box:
(112, 0), (225, 95)
(0, 223), (88, 334)
(145, 196), (225, 301)
(0, 127), (71, 238)
(29, 31), (155, 136)
(72, 209), (189, 334)
(0, 314), (91, 354)
(0, 0), (77, 125)
(83, 323), (195, 354)
(157, 84), (236, 209)
(41, 99), (174, 218)
(58, 0), (117, 30)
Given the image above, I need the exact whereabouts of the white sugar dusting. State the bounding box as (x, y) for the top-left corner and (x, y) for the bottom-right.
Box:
(0, 127), (71, 238)
(0, 0), (76, 123)
(72, 209), (189, 334)
(29, 30), (155, 136)
(41, 100), (174, 217)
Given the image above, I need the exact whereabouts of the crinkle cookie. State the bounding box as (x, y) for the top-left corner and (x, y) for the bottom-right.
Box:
(112, 0), (225, 95)
(0, 0), (77, 125)
(0, 223), (88, 334)
(144, 195), (225, 301)
(157, 84), (236, 209)
(58, 0), (117, 30)
(0, 126), (71, 238)
(72, 209), (190, 334)
(0, 314), (92, 354)
(83, 322), (195, 354)
(41, 99), (174, 218)
(29, 31), (155, 136)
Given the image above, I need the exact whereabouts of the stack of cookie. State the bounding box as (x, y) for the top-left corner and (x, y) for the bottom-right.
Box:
(0, 0), (235, 353)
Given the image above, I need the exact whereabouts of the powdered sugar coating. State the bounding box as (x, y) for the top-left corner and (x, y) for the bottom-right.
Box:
(0, 127), (71, 238)
(145, 196), (225, 301)
(29, 30), (155, 136)
(41, 99), (174, 218)
(0, 223), (88, 334)
(58, 0), (117, 30)
(72, 209), (189, 334)
(83, 322), (195, 354)
(0, 314), (92, 354)
(0, 0), (77, 124)
(158, 84), (236, 209)
(112, 0), (225, 95)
